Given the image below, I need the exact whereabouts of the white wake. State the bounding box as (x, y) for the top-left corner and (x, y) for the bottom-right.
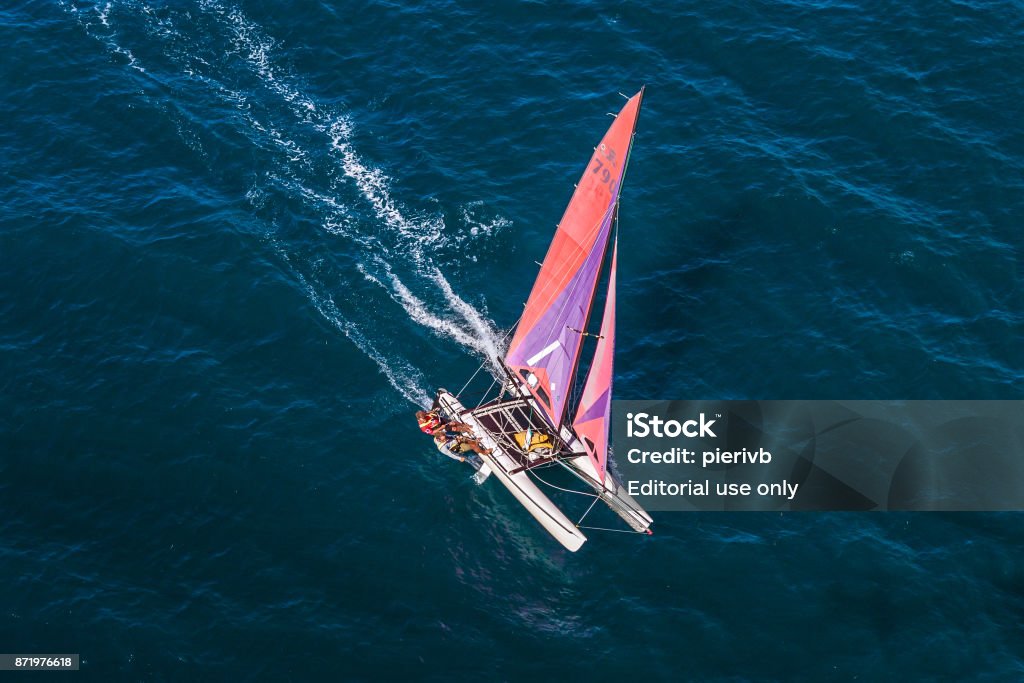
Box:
(62, 0), (514, 407)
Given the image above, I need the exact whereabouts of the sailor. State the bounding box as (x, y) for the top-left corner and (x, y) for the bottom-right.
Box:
(416, 409), (442, 434)
(416, 409), (473, 436)
(430, 429), (467, 462)
(446, 434), (493, 457)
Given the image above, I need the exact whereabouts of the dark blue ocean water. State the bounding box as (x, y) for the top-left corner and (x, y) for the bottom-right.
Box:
(2, 0), (1023, 680)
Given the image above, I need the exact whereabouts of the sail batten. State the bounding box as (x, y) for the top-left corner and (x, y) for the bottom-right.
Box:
(504, 89), (643, 429)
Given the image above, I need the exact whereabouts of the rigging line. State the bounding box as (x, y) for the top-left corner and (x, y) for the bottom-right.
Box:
(495, 309), (523, 345)
(577, 524), (648, 535)
(496, 312), (521, 351)
(470, 375), (499, 410)
(525, 461), (601, 499)
(456, 361), (487, 398)
(490, 312), (521, 362)
(577, 494), (600, 526)
(458, 309), (524, 404)
(555, 459), (650, 522)
(465, 372), (498, 408)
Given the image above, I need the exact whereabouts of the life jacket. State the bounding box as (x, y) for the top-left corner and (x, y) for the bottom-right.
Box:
(514, 430), (554, 454)
(418, 412), (442, 434)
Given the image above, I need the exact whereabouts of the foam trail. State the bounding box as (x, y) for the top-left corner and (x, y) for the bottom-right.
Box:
(326, 118), (447, 255)
(62, 1), (436, 409)
(199, 5), (465, 263)
(199, 0), (433, 253)
(461, 202), (513, 242)
(60, 0), (146, 72)
(199, 0), (321, 119)
(320, 121), (510, 368)
(323, 110), (505, 371)
(426, 268), (505, 365)
(358, 260), (499, 361)
(201, 1), (500, 353)
(292, 266), (433, 409)
(86, 0), (510, 399)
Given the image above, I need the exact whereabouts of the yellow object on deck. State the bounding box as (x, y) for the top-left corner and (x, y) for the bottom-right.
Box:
(513, 430), (554, 453)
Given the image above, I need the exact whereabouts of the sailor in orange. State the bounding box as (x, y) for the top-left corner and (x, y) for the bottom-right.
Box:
(416, 410), (442, 434)
(415, 409), (473, 436)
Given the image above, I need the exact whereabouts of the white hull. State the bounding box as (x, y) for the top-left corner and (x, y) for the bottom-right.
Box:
(564, 453), (653, 533)
(436, 391), (588, 552)
(511, 384), (654, 534)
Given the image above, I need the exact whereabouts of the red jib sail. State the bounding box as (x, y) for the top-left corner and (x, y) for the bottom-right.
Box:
(504, 88), (643, 430)
(572, 238), (618, 483)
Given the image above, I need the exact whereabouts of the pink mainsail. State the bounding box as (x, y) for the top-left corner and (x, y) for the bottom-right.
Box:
(504, 89), (643, 429)
(572, 239), (617, 483)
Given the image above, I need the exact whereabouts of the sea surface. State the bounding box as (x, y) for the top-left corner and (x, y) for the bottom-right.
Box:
(2, 1), (1023, 680)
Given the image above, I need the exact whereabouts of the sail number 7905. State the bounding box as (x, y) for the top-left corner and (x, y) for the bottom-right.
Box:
(591, 145), (617, 184)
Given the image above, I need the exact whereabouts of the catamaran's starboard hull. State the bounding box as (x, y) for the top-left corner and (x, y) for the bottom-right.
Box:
(502, 382), (654, 534)
(435, 391), (587, 552)
(564, 453), (653, 533)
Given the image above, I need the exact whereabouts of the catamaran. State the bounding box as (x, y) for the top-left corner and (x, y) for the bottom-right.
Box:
(431, 88), (652, 551)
